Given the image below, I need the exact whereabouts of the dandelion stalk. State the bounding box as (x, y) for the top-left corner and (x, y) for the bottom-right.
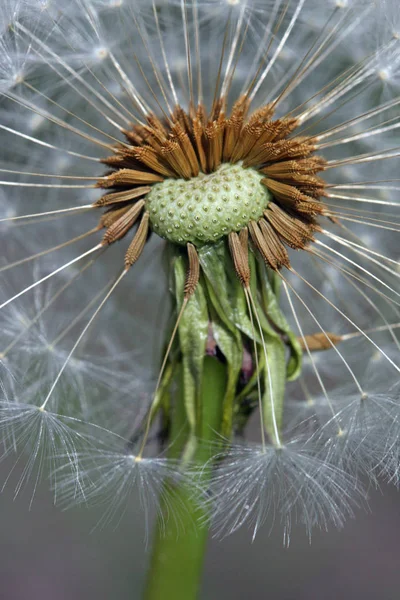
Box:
(145, 356), (227, 600)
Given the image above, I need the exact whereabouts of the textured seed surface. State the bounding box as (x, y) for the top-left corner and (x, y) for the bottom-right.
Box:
(145, 163), (272, 245)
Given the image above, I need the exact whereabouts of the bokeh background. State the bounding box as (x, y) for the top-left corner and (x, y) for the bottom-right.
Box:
(0, 462), (399, 600)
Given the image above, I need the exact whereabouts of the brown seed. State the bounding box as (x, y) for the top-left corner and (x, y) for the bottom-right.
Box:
(248, 220), (290, 270)
(228, 231), (250, 287)
(184, 243), (200, 298)
(94, 186), (151, 207)
(125, 212), (150, 268)
(98, 168), (164, 188)
(298, 332), (343, 351)
(102, 200), (145, 245)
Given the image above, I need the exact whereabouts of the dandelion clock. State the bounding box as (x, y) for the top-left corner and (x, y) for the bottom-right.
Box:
(0, 0), (400, 597)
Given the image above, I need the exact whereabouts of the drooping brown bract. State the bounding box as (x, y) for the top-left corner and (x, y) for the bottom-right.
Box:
(95, 97), (328, 273)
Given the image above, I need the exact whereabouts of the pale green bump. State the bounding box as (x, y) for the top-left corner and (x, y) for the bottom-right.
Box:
(145, 162), (272, 245)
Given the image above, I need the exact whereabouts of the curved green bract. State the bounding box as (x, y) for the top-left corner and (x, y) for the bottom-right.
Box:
(198, 239), (302, 442)
(166, 240), (302, 445)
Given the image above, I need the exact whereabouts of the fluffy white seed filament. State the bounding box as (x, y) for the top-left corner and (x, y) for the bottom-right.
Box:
(40, 269), (127, 411)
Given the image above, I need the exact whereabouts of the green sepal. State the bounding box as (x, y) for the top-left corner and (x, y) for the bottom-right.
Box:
(198, 240), (250, 438)
(198, 240), (302, 442)
(246, 276), (285, 442)
(198, 239), (255, 340)
(256, 255), (302, 381)
(208, 304), (243, 439)
(173, 252), (208, 435)
(170, 239), (302, 448)
(261, 338), (286, 443)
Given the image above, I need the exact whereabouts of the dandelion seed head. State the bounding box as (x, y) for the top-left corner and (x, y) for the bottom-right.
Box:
(0, 0), (399, 539)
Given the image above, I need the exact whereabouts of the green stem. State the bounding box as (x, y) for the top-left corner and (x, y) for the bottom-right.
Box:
(144, 356), (227, 600)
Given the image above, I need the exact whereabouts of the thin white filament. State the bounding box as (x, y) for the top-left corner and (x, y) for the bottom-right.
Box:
(324, 214), (400, 233)
(221, 4), (246, 98)
(4, 91), (114, 151)
(0, 124), (100, 162)
(338, 270), (400, 352)
(246, 288), (282, 448)
(322, 231), (400, 268)
(0, 228), (100, 274)
(291, 268), (400, 374)
(268, 4), (346, 107)
(137, 297), (189, 458)
(40, 269), (127, 410)
(318, 119), (400, 149)
(342, 323), (400, 341)
(281, 278), (340, 423)
(0, 205), (93, 222)
(193, 0), (203, 103)
(327, 147), (400, 168)
(327, 193), (400, 207)
(152, 0), (179, 106)
(50, 278), (115, 348)
(319, 235), (400, 280)
(0, 169), (101, 180)
(284, 275), (364, 394)
(316, 97), (400, 141)
(0, 245), (102, 311)
(15, 23), (130, 127)
(22, 81), (128, 147)
(0, 255), (102, 358)
(243, 288), (266, 451)
(181, 0), (194, 108)
(314, 240), (400, 300)
(108, 52), (149, 117)
(296, 38), (398, 124)
(250, 0), (306, 101)
(310, 246), (400, 311)
(0, 182), (95, 188)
